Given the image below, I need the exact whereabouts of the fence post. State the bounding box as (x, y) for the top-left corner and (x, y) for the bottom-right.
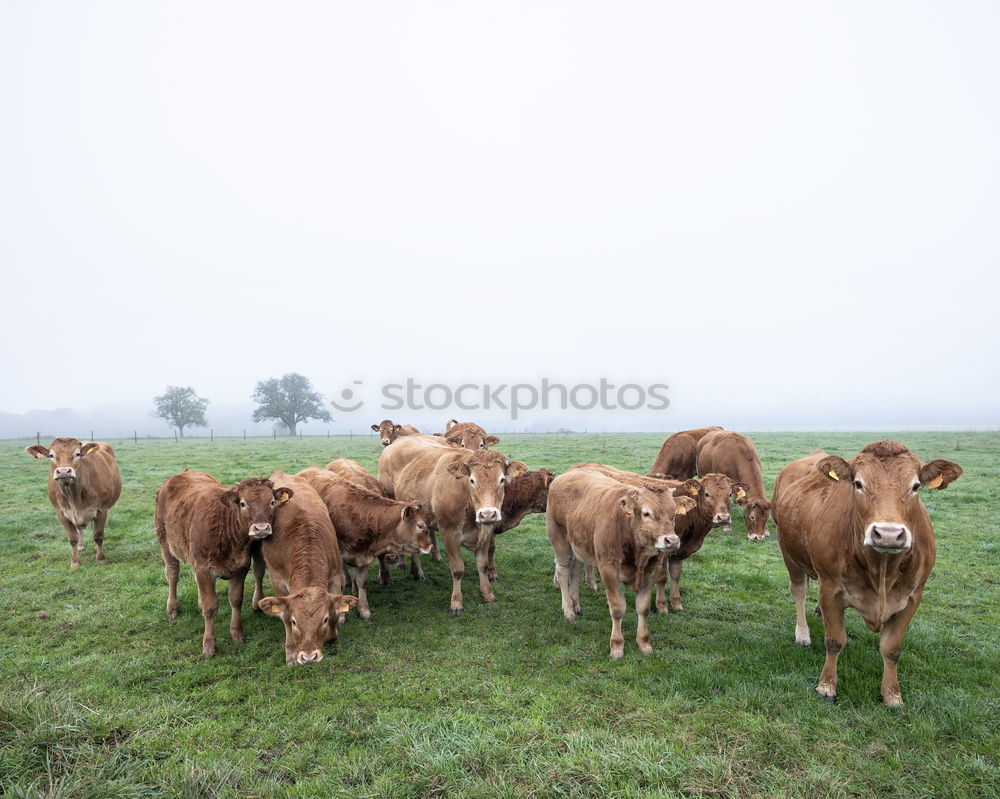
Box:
(91, 430), (94, 441)
(243, 429), (246, 441)
(134, 431), (138, 445)
(273, 430), (276, 440)
(211, 429), (214, 442)
(36, 431), (40, 446)
(175, 430), (178, 442)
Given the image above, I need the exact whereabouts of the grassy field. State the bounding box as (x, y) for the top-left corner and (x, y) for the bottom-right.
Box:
(0, 432), (997, 798)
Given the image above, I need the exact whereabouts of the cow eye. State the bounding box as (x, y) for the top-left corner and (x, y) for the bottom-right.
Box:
(641, 510), (651, 518)
(322, 616), (329, 626)
(853, 480), (863, 491)
(499, 476), (506, 485)
(460, 442), (467, 448)
(240, 500), (248, 508)
(911, 483), (920, 493)
(469, 477), (477, 486)
(290, 618), (297, 627)
(270, 500), (275, 507)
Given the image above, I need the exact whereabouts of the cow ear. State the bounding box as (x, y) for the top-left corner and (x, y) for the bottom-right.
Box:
(505, 460), (529, 479)
(446, 419), (458, 431)
(402, 503), (418, 519)
(731, 481), (751, 506)
(618, 490), (639, 517)
(371, 424), (380, 432)
(681, 479), (700, 497)
(817, 456), (852, 484)
(675, 496), (696, 515)
(393, 425), (402, 433)
(275, 487), (293, 503)
(329, 594), (359, 615)
(447, 460), (470, 479)
(80, 443), (99, 456)
(920, 460), (963, 490)
(257, 596), (287, 616)
(220, 489), (239, 507)
(541, 469), (555, 485)
(484, 435), (501, 447)
(26, 445), (50, 458)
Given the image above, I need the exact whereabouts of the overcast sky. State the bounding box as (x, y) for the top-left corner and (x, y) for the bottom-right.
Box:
(2, 1), (998, 432)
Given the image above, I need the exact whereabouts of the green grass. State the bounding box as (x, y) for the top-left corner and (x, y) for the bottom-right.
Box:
(1, 432), (997, 798)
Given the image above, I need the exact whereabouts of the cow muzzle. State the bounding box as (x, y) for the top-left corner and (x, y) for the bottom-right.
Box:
(53, 467), (76, 483)
(864, 522), (912, 553)
(476, 507), (501, 524)
(712, 513), (731, 526)
(655, 533), (681, 552)
(248, 523), (273, 540)
(381, 438), (391, 446)
(295, 648), (323, 665)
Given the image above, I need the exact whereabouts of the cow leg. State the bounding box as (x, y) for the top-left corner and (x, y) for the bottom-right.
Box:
(228, 567), (248, 643)
(410, 554), (426, 581)
(548, 517), (577, 621)
(251, 549), (266, 611)
(161, 546), (181, 619)
(487, 536), (498, 583)
(443, 530), (465, 614)
(655, 578), (668, 614)
(354, 562), (372, 620)
(430, 529), (443, 563)
(378, 554), (393, 586)
(668, 558), (684, 612)
(635, 580), (654, 655)
(92, 508), (108, 563)
(600, 565), (627, 659)
(475, 525), (497, 603)
(878, 591), (923, 707)
(56, 512), (82, 568)
(584, 564), (598, 591)
(790, 572), (811, 646)
(816, 587), (847, 701)
(568, 558), (582, 617)
(194, 570), (219, 657)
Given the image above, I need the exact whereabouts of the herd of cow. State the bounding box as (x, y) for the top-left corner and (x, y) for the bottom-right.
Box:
(25, 420), (963, 706)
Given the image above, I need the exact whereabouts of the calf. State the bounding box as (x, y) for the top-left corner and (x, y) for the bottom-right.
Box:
(253, 471), (357, 665)
(547, 466), (692, 658)
(296, 467), (434, 618)
(371, 420), (420, 446)
(653, 473), (746, 613)
(773, 441), (961, 706)
(696, 430), (771, 541)
(26, 438), (122, 567)
(484, 467), (555, 582)
(154, 472), (291, 657)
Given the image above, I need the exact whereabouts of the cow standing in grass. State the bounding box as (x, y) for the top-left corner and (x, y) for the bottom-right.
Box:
(154, 472), (291, 657)
(773, 441), (962, 706)
(371, 420), (421, 447)
(26, 438), (122, 568)
(696, 431), (771, 541)
(253, 471), (357, 665)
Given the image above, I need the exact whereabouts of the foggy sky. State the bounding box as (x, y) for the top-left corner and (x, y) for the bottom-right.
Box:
(2, 1), (998, 433)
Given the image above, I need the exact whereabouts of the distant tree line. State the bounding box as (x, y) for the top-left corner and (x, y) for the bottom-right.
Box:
(152, 373), (333, 437)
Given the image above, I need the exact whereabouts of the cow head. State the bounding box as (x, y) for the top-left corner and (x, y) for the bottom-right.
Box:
(220, 478), (292, 540)
(687, 474), (735, 527)
(729, 480), (769, 540)
(258, 587), (358, 665)
(502, 468), (555, 516)
(817, 441), (962, 554)
(619, 483), (695, 553)
(371, 420), (400, 446)
(447, 449), (527, 524)
(26, 438), (101, 485)
(446, 426), (501, 450)
(394, 502), (435, 555)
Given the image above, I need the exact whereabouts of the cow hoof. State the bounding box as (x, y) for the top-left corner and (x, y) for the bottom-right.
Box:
(449, 607), (463, 615)
(432, 553), (443, 563)
(671, 604), (683, 613)
(360, 611), (372, 620)
(484, 597), (498, 604)
(488, 573), (498, 583)
(609, 649), (624, 660)
(231, 631), (244, 643)
(881, 692), (903, 709)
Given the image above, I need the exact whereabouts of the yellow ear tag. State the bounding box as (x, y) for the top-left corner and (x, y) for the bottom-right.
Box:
(624, 508), (634, 518)
(828, 471), (840, 481)
(676, 504), (687, 515)
(688, 486), (699, 496)
(281, 493), (290, 503)
(736, 488), (746, 499)
(86, 446), (96, 454)
(927, 475), (943, 489)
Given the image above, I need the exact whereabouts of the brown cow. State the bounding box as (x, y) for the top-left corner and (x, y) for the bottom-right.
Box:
(547, 466), (692, 658)
(773, 441), (962, 706)
(440, 420), (500, 450)
(484, 467), (555, 582)
(382, 436), (526, 612)
(154, 472), (291, 657)
(371, 420), (421, 446)
(253, 471), (357, 665)
(325, 458), (386, 496)
(652, 473), (747, 613)
(26, 438), (122, 567)
(650, 432), (698, 480)
(296, 467), (434, 618)
(696, 430), (771, 541)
